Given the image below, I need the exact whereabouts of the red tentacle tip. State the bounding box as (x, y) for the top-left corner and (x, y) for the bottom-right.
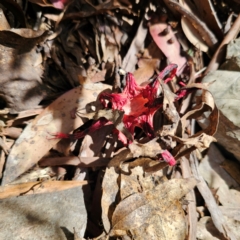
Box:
(161, 150), (176, 166)
(47, 132), (70, 140)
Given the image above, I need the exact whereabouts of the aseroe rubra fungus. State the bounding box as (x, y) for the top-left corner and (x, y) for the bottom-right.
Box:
(54, 64), (179, 166)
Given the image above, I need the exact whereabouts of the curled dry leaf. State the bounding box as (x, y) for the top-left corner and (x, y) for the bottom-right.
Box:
(181, 18), (209, 52)
(178, 0), (222, 52)
(1, 83), (110, 185)
(168, 0), (218, 50)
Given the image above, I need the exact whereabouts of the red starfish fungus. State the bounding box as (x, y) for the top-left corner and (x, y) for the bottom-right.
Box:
(99, 64), (177, 140)
(53, 64), (179, 166)
(99, 73), (160, 140)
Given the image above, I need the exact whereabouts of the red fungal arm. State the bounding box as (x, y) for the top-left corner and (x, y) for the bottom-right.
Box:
(161, 150), (176, 166)
(51, 132), (70, 139)
(50, 118), (112, 140)
(51, 65), (185, 158)
(157, 64), (178, 83)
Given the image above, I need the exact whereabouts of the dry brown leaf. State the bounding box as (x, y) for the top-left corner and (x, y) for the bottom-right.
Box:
(129, 139), (163, 158)
(133, 58), (160, 85)
(0, 180), (87, 199)
(172, 133), (217, 151)
(155, 81), (219, 161)
(130, 211), (184, 240)
(101, 155), (164, 232)
(79, 125), (114, 159)
(100, 34), (118, 63)
(180, 84), (218, 136)
(101, 167), (119, 233)
(103, 151), (151, 234)
(204, 15), (240, 75)
(62, 0), (132, 20)
(6, 107), (44, 127)
(2, 83), (110, 185)
(119, 158), (162, 200)
(181, 18), (209, 52)
(122, 20), (148, 73)
(110, 178), (198, 239)
(2, 127), (22, 139)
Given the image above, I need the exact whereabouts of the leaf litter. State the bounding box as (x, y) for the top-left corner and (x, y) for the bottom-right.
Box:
(0, 0), (239, 239)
